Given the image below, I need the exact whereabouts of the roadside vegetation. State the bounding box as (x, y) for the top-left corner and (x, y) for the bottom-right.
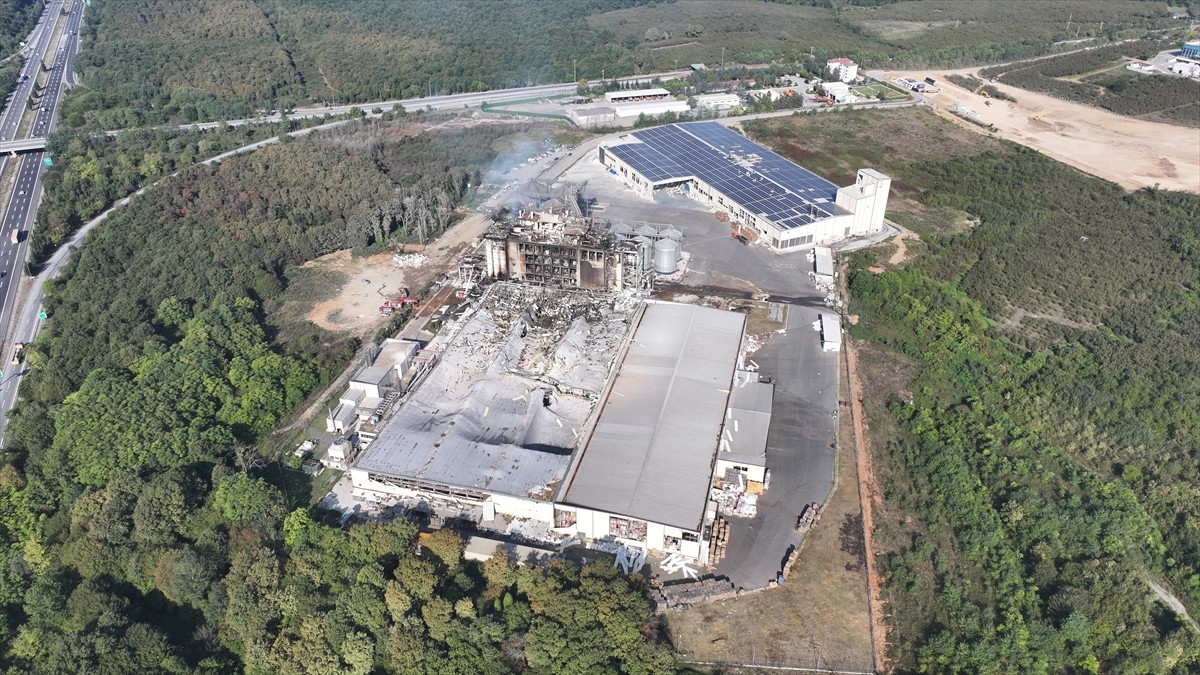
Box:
(61, 0), (1187, 126)
(745, 108), (1200, 673)
(981, 38), (1200, 128)
(0, 117), (679, 672)
(0, 0), (41, 58)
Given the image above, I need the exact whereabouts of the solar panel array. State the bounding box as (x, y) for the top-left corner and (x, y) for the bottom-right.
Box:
(605, 122), (852, 230)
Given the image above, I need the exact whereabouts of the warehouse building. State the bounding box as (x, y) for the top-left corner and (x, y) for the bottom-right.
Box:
(349, 285), (764, 562)
(599, 122), (890, 251)
(604, 87), (690, 118)
(557, 302), (747, 560)
(693, 92), (742, 111)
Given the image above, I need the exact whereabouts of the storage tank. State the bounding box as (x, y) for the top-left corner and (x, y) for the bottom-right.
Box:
(635, 224), (658, 238)
(661, 227), (683, 242)
(632, 236), (652, 269)
(653, 239), (680, 274)
(610, 221), (633, 239)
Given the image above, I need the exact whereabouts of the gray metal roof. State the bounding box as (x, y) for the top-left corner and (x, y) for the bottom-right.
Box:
(724, 370), (773, 465)
(561, 303), (745, 531)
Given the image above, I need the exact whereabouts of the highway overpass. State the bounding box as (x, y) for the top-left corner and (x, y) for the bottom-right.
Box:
(0, 138), (48, 154)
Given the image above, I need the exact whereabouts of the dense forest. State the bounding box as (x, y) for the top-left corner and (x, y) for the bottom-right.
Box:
(746, 109), (1200, 672)
(980, 39), (1200, 128)
(61, 0), (1187, 127)
(0, 0), (40, 57)
(0, 117), (677, 672)
(31, 113), (349, 267)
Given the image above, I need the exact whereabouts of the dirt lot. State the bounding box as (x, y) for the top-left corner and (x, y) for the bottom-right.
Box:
(880, 67), (1200, 193)
(667, 361), (873, 672)
(300, 211), (491, 336)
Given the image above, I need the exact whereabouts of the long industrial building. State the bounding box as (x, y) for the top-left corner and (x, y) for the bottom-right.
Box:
(349, 284), (770, 562)
(599, 121), (890, 251)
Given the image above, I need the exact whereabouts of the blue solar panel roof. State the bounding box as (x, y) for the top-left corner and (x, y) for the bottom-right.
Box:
(604, 122), (851, 230)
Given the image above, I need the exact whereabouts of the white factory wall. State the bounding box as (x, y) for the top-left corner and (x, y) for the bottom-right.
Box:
(611, 100), (691, 119)
(489, 493), (556, 522)
(568, 505), (704, 560)
(349, 470), (554, 522)
(715, 458), (767, 483)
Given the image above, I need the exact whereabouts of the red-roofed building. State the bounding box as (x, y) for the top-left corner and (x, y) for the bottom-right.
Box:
(826, 57), (858, 83)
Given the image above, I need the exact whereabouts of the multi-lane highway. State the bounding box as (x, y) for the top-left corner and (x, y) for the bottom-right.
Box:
(0, 0), (82, 434)
(0, 0), (65, 145)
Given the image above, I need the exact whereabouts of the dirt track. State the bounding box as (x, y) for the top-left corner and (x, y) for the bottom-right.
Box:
(879, 67), (1200, 194)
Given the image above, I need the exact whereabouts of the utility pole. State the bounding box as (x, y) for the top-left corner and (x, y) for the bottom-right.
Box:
(573, 58), (577, 82)
(721, 46), (725, 70)
(1066, 11), (1072, 33)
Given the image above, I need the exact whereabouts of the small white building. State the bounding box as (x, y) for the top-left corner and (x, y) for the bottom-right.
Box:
(1167, 55), (1200, 78)
(820, 313), (842, 352)
(827, 58), (859, 83)
(611, 99), (691, 119)
(326, 339), (420, 432)
(822, 81), (852, 103)
(693, 92), (742, 111)
(812, 246), (835, 287)
(567, 105), (618, 128)
(605, 87), (672, 104)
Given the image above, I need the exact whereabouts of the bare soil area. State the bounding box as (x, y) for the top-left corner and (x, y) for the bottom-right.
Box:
(301, 211), (491, 336)
(882, 67), (1200, 193)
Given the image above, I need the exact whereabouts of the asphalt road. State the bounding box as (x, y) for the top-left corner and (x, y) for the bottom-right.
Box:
(712, 305), (840, 589)
(0, 0), (65, 144)
(0, 0), (83, 435)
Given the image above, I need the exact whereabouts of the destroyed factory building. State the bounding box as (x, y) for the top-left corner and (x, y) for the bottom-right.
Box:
(476, 185), (684, 294)
(350, 283), (770, 562)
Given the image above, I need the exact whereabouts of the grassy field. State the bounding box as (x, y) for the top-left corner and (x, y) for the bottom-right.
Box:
(739, 106), (1004, 228)
(843, 0), (1179, 51)
(852, 83), (910, 102)
(587, 0), (885, 69)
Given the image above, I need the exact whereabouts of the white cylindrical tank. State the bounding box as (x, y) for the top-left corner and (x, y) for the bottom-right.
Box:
(633, 235), (652, 269)
(653, 239), (680, 274)
(661, 227), (683, 242)
(610, 222), (633, 239)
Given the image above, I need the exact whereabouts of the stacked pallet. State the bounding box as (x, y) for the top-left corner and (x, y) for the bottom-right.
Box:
(707, 515), (730, 566)
(795, 501), (824, 533)
(652, 576), (739, 612)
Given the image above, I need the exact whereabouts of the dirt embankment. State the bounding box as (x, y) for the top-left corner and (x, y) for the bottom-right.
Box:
(879, 67), (1200, 194)
(302, 212), (492, 336)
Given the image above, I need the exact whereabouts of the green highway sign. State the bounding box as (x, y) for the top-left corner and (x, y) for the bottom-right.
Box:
(38, 311), (48, 320)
